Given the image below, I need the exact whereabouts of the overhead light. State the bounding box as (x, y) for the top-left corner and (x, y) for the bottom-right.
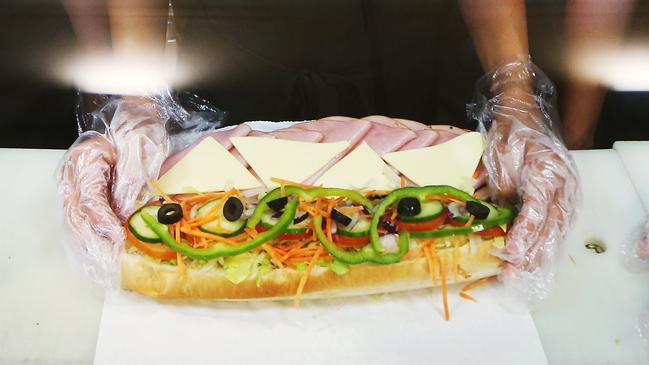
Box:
(573, 43), (649, 91)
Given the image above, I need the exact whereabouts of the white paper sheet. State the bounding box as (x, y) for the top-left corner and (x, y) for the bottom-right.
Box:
(94, 283), (547, 365)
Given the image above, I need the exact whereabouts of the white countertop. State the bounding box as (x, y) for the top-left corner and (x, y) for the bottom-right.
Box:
(1, 147), (648, 364)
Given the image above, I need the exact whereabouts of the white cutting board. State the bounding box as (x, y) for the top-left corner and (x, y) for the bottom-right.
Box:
(94, 122), (547, 365)
(532, 150), (649, 364)
(613, 141), (649, 211)
(0, 149), (104, 364)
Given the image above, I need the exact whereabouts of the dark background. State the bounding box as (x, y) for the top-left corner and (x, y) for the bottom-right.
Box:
(1, 0), (648, 149)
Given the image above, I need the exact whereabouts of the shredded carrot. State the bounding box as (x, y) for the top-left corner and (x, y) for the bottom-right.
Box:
(336, 206), (365, 214)
(148, 179), (172, 202)
(176, 192), (225, 203)
(390, 208), (398, 221)
(464, 215), (475, 227)
(187, 190), (237, 226)
(363, 190), (390, 197)
(294, 246), (323, 307)
(244, 227), (259, 238)
(270, 177), (315, 189)
(461, 276), (495, 292)
(423, 245), (436, 287)
(262, 243), (284, 269)
(180, 227), (238, 244)
(176, 252), (186, 274)
(326, 200), (335, 242)
(459, 292), (477, 302)
(400, 175), (406, 188)
(426, 194), (466, 206)
(439, 257), (449, 321)
(453, 239), (459, 283)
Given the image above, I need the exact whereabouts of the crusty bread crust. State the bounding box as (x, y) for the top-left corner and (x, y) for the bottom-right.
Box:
(121, 239), (502, 300)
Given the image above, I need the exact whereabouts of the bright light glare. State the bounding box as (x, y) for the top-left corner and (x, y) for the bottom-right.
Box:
(575, 44), (649, 91)
(61, 52), (189, 95)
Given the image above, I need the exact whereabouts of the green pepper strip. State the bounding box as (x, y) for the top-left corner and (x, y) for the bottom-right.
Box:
(246, 186), (373, 229)
(312, 215), (410, 265)
(370, 185), (514, 252)
(140, 199), (299, 260)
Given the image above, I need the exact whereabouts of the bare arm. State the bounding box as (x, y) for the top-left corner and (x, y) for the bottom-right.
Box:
(107, 0), (168, 61)
(562, 0), (636, 149)
(459, 0), (529, 73)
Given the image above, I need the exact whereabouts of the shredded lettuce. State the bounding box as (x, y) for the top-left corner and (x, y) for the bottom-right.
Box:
(223, 252), (274, 284)
(295, 262), (308, 272)
(329, 260), (349, 275)
(492, 236), (505, 249)
(223, 253), (257, 284)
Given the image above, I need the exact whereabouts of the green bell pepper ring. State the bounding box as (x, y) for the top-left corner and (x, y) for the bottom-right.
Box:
(312, 215), (409, 265)
(246, 186), (374, 229)
(140, 199), (299, 260)
(409, 207), (514, 238)
(370, 185), (513, 252)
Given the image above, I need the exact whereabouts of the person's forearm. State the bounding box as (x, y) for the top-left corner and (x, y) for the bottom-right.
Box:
(107, 0), (168, 60)
(459, 0), (529, 73)
(562, 0), (636, 149)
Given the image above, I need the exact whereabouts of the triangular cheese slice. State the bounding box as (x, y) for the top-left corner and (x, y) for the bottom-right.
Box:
(157, 137), (261, 194)
(231, 137), (349, 187)
(382, 132), (485, 193)
(316, 142), (399, 190)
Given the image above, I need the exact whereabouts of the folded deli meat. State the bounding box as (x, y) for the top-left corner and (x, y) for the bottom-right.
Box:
(123, 117), (512, 314)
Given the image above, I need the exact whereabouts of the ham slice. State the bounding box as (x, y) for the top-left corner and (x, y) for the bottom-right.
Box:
(393, 118), (428, 131)
(291, 118), (372, 144)
(159, 123), (251, 176)
(299, 118), (372, 184)
(361, 115), (400, 128)
(360, 123), (417, 154)
(318, 116), (359, 123)
(248, 131), (277, 138)
(267, 129), (323, 142)
(399, 129), (440, 150)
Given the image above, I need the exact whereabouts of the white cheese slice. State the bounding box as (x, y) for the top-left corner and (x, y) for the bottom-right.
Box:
(157, 137), (261, 194)
(381, 131), (485, 193)
(315, 142), (399, 190)
(230, 137), (349, 187)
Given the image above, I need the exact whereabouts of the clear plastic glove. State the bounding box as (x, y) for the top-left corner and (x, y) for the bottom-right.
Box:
(469, 58), (580, 302)
(57, 96), (169, 285)
(57, 90), (227, 286)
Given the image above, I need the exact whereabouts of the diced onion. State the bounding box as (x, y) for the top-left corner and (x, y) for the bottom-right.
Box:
(380, 234), (399, 253)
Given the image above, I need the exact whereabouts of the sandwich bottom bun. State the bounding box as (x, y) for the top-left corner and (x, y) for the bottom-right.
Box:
(121, 238), (502, 300)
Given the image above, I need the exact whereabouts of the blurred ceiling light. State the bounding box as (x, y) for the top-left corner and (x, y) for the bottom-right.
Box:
(575, 44), (649, 91)
(61, 52), (190, 95)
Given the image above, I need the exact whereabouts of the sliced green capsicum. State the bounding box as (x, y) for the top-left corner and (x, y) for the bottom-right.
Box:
(246, 186), (374, 229)
(370, 185), (514, 252)
(140, 199), (299, 260)
(312, 215), (410, 265)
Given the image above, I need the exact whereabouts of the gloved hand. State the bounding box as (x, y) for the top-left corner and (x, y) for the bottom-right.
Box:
(57, 95), (168, 285)
(469, 58), (580, 302)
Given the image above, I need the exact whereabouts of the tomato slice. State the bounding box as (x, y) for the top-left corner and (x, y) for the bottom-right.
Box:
(125, 225), (177, 260)
(448, 218), (466, 227)
(476, 225), (506, 238)
(255, 225), (312, 241)
(333, 234), (370, 248)
(395, 212), (447, 232)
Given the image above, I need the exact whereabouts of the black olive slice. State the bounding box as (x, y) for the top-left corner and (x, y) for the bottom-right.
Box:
(267, 196), (288, 212)
(157, 203), (183, 224)
(293, 212), (309, 225)
(397, 197), (421, 217)
(466, 201), (490, 220)
(223, 196), (244, 222)
(330, 209), (352, 226)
